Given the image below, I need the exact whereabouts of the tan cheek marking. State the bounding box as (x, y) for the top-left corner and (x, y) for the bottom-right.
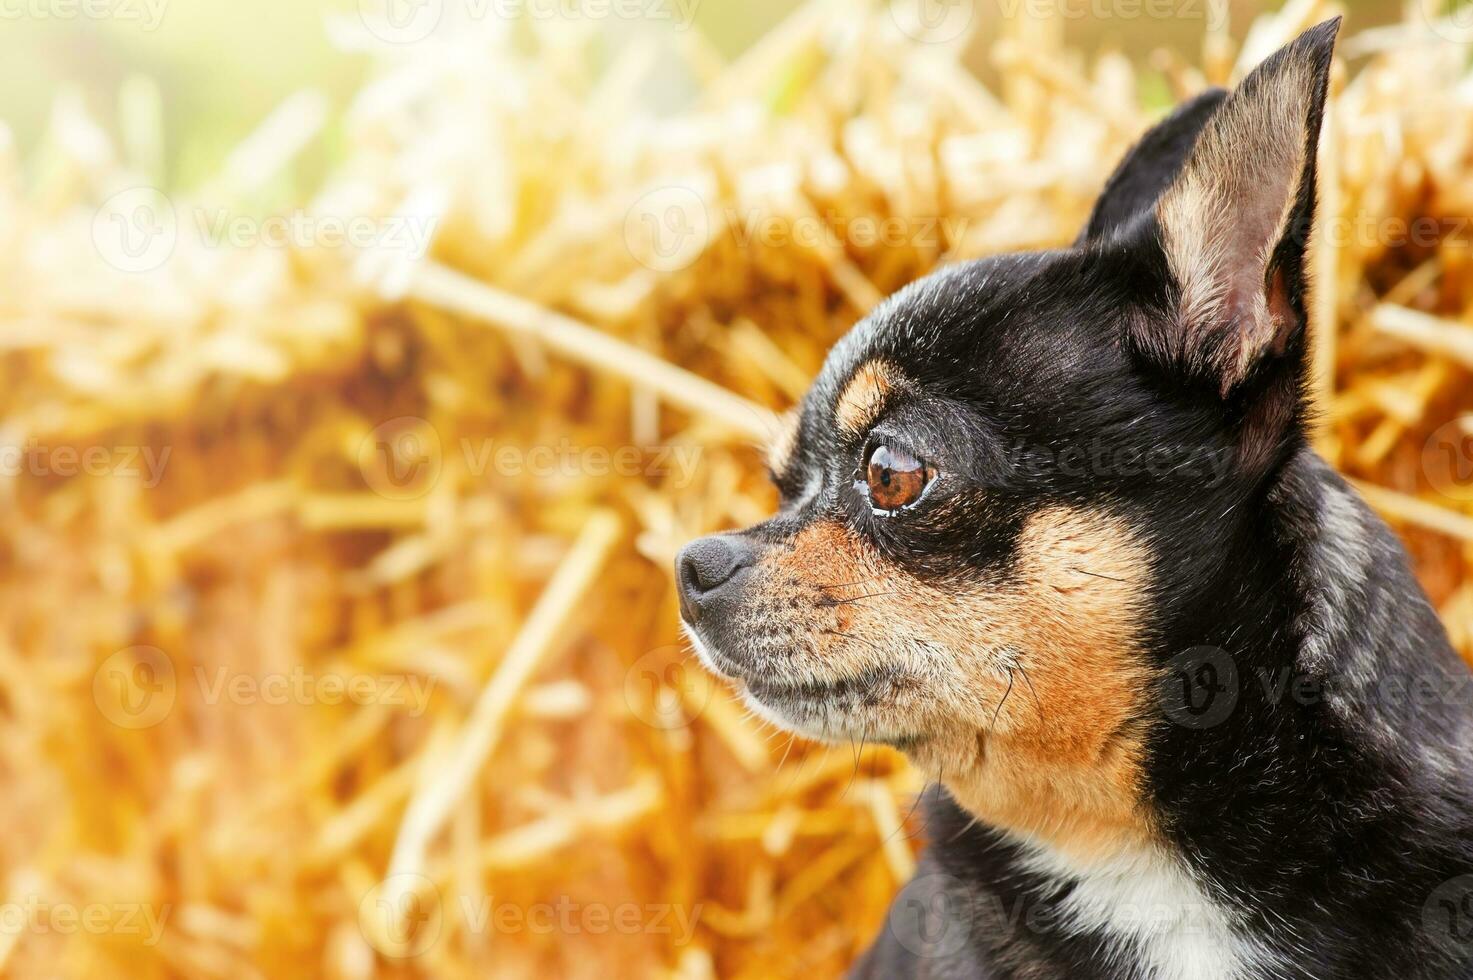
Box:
(765, 409), (800, 478)
(834, 360), (897, 435)
(939, 507), (1155, 863)
(749, 509), (1154, 863)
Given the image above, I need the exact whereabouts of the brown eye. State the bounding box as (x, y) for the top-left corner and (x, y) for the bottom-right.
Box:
(863, 445), (933, 512)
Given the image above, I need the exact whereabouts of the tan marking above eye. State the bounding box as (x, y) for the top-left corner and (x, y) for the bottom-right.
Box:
(834, 360), (899, 435)
(765, 409), (800, 478)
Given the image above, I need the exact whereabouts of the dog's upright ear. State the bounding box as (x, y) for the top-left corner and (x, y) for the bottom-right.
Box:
(1076, 87), (1226, 246)
(1131, 18), (1340, 412)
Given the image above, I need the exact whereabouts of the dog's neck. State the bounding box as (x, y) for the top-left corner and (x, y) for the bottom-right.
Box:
(905, 723), (1155, 868)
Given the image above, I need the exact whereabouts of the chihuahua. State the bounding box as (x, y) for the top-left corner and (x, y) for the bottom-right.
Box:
(677, 18), (1473, 980)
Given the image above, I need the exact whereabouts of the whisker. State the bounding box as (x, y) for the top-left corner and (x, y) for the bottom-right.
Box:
(815, 590), (897, 608)
(990, 667), (1017, 727)
(814, 579), (880, 592)
(780, 735), (813, 795)
(776, 731), (798, 772)
(1017, 662), (1043, 718)
(844, 728), (868, 800)
(889, 784), (927, 844)
(1070, 565), (1125, 583)
(822, 629), (885, 654)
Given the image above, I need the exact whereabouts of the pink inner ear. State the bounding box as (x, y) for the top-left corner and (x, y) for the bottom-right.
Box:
(1217, 151), (1297, 310)
(1265, 265), (1296, 356)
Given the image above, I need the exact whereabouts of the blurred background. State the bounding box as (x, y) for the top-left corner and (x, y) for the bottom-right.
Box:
(1, 0), (1471, 976)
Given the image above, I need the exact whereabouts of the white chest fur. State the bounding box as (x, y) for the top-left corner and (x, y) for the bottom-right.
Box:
(1016, 841), (1274, 980)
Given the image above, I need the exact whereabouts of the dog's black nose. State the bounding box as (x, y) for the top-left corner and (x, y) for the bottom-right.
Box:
(676, 535), (755, 622)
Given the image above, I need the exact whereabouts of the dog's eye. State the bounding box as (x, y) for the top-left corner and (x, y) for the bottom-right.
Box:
(861, 445), (934, 512)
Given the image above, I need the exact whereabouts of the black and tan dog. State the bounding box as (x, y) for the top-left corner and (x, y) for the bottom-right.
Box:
(676, 19), (1473, 980)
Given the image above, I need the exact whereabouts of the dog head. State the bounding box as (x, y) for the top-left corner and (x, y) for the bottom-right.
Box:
(677, 21), (1339, 859)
